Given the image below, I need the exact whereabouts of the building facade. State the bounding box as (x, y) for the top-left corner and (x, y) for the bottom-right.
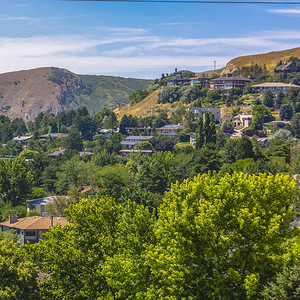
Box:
(188, 107), (221, 122)
(0, 215), (70, 244)
(251, 82), (300, 94)
(211, 74), (252, 91)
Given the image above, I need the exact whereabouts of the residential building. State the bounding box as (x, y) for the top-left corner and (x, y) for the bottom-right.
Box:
(119, 149), (154, 157)
(263, 120), (290, 128)
(168, 75), (191, 86)
(190, 77), (211, 88)
(120, 136), (154, 150)
(27, 196), (56, 215)
(188, 107), (221, 122)
(48, 149), (92, 158)
(211, 74), (251, 91)
(233, 113), (253, 128)
(124, 127), (152, 135)
(48, 149), (65, 158)
(157, 124), (184, 138)
(39, 133), (69, 139)
(275, 61), (300, 73)
(251, 82), (300, 94)
(0, 215), (70, 244)
(13, 135), (33, 142)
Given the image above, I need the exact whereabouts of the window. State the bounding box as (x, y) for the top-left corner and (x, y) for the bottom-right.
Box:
(25, 231), (36, 236)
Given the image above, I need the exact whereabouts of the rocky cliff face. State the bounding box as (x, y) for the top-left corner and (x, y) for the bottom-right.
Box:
(0, 67), (63, 120)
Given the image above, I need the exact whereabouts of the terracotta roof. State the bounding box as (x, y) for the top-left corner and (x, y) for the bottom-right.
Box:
(0, 216), (70, 230)
(252, 82), (300, 88)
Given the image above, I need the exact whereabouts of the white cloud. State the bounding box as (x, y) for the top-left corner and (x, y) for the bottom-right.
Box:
(268, 8), (300, 15)
(0, 29), (299, 77)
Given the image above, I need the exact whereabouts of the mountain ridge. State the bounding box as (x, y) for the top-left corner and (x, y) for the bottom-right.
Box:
(0, 67), (152, 120)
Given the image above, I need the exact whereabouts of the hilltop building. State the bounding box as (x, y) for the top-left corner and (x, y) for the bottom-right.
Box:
(190, 77), (211, 88)
(211, 74), (252, 91)
(251, 82), (300, 94)
(275, 61), (300, 73)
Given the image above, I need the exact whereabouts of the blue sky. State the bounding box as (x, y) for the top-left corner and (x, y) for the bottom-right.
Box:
(0, 0), (300, 78)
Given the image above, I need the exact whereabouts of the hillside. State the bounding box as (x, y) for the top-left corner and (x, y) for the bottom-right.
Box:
(197, 47), (300, 76)
(0, 67), (152, 120)
(114, 88), (174, 120)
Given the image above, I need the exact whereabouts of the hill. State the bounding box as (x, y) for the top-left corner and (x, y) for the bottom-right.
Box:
(198, 47), (300, 76)
(0, 67), (152, 120)
(114, 88), (174, 120)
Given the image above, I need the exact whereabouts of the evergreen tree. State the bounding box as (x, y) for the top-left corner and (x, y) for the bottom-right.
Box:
(263, 90), (275, 108)
(280, 104), (294, 121)
(195, 114), (204, 149)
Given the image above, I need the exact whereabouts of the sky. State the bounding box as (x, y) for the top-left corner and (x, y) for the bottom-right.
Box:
(0, 0), (300, 78)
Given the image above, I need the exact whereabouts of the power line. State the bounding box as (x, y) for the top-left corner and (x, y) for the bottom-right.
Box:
(64, 0), (300, 4)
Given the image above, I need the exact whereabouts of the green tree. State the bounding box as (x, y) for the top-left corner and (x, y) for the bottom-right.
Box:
(32, 196), (122, 299)
(263, 90), (275, 108)
(291, 113), (300, 138)
(276, 91), (284, 105)
(262, 262), (300, 299)
(119, 114), (138, 135)
(251, 104), (273, 130)
(64, 128), (83, 151)
(143, 172), (297, 299)
(136, 140), (153, 150)
(280, 104), (294, 121)
(0, 240), (40, 299)
(91, 164), (131, 200)
(195, 114), (204, 149)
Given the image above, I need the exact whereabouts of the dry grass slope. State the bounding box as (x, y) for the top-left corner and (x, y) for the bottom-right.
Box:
(114, 88), (174, 120)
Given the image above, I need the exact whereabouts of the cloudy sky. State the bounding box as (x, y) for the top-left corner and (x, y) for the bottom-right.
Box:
(0, 0), (300, 78)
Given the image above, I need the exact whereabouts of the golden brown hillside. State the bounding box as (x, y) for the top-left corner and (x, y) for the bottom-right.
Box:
(114, 89), (174, 120)
(197, 47), (300, 76)
(223, 47), (300, 73)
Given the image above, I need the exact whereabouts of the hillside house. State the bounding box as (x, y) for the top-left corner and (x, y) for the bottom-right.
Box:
(168, 75), (191, 86)
(13, 135), (33, 143)
(119, 149), (154, 157)
(233, 113), (252, 128)
(275, 62), (300, 73)
(39, 133), (69, 140)
(251, 82), (300, 94)
(157, 124), (184, 138)
(211, 74), (251, 91)
(190, 77), (211, 88)
(263, 120), (290, 128)
(120, 136), (154, 150)
(0, 215), (70, 244)
(188, 107), (221, 122)
(27, 196), (56, 215)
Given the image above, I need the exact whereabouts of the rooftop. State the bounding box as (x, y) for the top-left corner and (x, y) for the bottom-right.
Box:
(159, 124), (183, 129)
(27, 196), (56, 206)
(40, 133), (69, 138)
(13, 135), (33, 141)
(125, 136), (154, 140)
(0, 216), (70, 230)
(252, 82), (300, 88)
(212, 76), (251, 81)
